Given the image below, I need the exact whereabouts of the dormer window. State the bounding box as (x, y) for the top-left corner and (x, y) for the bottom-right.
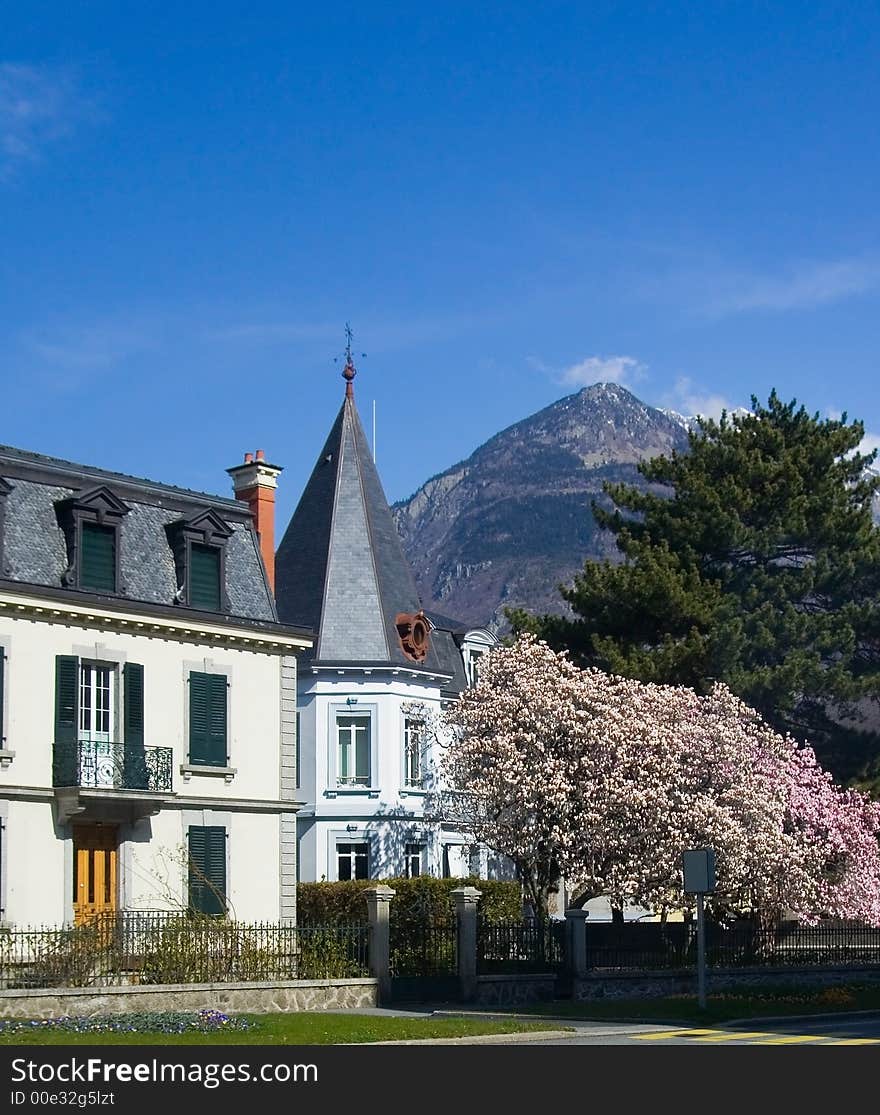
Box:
(55, 486), (130, 595)
(190, 543), (222, 610)
(460, 628), (498, 689)
(81, 523), (116, 592)
(166, 509), (232, 612)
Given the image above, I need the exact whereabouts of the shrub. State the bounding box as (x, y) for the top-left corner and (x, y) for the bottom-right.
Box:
(297, 877), (522, 926)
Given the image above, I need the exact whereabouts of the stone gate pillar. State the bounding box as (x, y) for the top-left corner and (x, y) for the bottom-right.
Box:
(365, 884), (396, 1004)
(565, 907), (590, 980)
(451, 885), (482, 1003)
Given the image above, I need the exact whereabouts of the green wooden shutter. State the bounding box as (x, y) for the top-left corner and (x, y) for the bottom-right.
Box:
(207, 674), (227, 764)
(189, 672), (227, 765)
(123, 662), (146, 789)
(188, 825), (226, 916)
(189, 672), (210, 764)
(190, 544), (221, 610)
(80, 523), (116, 592)
(53, 655), (79, 785)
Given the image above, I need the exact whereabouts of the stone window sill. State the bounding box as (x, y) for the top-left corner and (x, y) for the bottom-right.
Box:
(325, 787), (380, 799)
(180, 763), (237, 784)
(0, 750), (15, 770)
(400, 787), (427, 797)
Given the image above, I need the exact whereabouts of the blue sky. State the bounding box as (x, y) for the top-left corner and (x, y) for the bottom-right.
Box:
(2, 3), (879, 531)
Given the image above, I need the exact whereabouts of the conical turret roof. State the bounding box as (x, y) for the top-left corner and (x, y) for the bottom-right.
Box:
(275, 392), (449, 674)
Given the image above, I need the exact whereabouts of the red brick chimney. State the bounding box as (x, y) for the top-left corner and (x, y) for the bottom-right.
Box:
(226, 450), (283, 593)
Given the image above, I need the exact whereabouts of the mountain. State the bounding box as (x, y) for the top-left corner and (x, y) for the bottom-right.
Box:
(391, 383), (692, 632)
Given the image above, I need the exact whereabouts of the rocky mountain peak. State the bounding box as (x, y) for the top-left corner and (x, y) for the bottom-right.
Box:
(392, 383), (691, 632)
(392, 386), (880, 634)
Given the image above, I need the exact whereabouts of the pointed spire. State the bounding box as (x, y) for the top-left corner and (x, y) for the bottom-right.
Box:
(275, 380), (439, 670)
(342, 322), (356, 399)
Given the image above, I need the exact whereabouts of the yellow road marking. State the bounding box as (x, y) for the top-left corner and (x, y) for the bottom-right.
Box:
(634, 1029), (719, 1040)
(691, 1031), (775, 1042)
(758, 1034), (830, 1044)
(634, 1028), (880, 1046)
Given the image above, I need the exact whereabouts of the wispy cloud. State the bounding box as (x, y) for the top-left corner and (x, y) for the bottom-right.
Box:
(207, 320), (342, 344)
(19, 317), (160, 391)
(209, 307), (505, 353)
(667, 376), (735, 421)
(0, 62), (94, 175)
(530, 353), (646, 388)
(826, 410), (880, 461)
(704, 258), (880, 317)
(860, 432), (880, 459)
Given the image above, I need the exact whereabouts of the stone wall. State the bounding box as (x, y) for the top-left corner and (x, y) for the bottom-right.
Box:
(573, 966), (880, 1001)
(0, 978), (377, 1019)
(476, 973), (557, 1006)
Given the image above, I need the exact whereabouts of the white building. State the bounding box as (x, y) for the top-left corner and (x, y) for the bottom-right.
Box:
(0, 446), (311, 926)
(274, 356), (505, 882)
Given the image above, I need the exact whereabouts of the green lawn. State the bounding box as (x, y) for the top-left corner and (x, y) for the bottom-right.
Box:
(480, 982), (880, 1026)
(0, 1013), (569, 1046)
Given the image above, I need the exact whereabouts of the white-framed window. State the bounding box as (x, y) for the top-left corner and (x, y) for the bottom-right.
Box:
(337, 841), (369, 880)
(442, 843), (471, 879)
(78, 661), (117, 788)
(336, 713), (371, 786)
(461, 630), (497, 689)
(405, 842), (425, 878)
(79, 662), (114, 742)
(403, 717), (425, 788)
(465, 649), (486, 688)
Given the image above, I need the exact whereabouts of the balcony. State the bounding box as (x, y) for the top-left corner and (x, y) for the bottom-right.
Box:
(52, 740), (174, 823)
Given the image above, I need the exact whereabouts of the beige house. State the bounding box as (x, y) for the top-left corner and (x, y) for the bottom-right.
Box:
(0, 446), (311, 926)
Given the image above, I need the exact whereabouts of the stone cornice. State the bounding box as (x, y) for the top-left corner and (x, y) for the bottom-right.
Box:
(0, 585), (313, 653)
(0, 784), (304, 814)
(308, 662), (453, 681)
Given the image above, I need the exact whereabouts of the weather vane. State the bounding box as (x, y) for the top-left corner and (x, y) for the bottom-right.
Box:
(335, 322), (367, 398)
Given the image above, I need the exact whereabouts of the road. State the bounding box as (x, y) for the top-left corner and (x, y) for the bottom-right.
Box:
(487, 1013), (880, 1045)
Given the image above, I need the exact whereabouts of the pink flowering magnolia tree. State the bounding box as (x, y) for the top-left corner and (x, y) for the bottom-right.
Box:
(440, 634), (880, 923)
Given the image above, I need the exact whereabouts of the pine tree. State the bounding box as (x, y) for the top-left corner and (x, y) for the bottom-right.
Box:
(508, 391), (880, 789)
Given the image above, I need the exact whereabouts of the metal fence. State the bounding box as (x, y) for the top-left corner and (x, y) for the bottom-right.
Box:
(582, 918), (880, 970)
(0, 912), (369, 989)
(389, 921), (457, 978)
(477, 918), (566, 974)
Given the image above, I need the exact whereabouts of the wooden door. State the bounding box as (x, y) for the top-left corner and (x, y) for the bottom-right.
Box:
(73, 824), (117, 926)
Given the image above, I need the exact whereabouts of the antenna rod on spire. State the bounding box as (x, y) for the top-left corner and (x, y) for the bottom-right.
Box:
(372, 399), (376, 463)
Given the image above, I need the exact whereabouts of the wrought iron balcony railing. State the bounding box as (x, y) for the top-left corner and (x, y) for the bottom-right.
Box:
(53, 740), (174, 793)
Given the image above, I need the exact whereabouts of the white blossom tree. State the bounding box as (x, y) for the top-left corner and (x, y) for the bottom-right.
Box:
(441, 634), (880, 923)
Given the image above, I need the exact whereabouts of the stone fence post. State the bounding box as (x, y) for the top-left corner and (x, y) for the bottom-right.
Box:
(565, 908), (589, 980)
(365, 884), (396, 1004)
(451, 885), (482, 1003)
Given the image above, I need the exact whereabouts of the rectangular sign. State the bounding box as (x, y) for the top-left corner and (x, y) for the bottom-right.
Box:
(682, 848), (716, 893)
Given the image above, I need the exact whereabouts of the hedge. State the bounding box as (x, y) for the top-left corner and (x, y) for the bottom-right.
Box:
(297, 877), (522, 927)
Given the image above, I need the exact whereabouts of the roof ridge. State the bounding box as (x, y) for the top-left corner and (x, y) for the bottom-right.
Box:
(0, 443), (243, 508)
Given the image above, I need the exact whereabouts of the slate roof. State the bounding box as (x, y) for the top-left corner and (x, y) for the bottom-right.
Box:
(0, 443), (291, 628)
(275, 392), (459, 678)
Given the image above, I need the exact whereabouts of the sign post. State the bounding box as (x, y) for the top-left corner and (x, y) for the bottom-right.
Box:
(682, 848), (716, 1010)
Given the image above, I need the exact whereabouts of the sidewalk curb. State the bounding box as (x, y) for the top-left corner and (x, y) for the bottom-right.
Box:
(341, 1028), (576, 1046)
